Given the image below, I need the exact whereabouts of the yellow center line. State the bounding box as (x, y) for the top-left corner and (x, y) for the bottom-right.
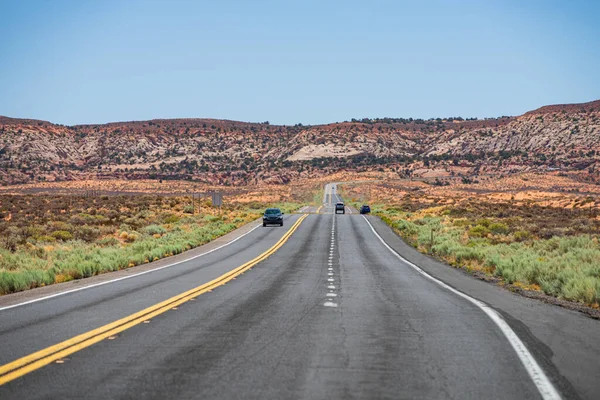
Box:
(0, 214), (309, 386)
(316, 205), (323, 214)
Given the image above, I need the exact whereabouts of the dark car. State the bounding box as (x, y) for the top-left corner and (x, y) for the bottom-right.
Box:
(335, 202), (345, 214)
(263, 208), (284, 227)
(360, 205), (371, 214)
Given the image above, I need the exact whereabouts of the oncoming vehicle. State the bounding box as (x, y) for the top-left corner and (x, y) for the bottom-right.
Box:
(335, 202), (345, 214)
(263, 208), (284, 227)
(360, 205), (371, 214)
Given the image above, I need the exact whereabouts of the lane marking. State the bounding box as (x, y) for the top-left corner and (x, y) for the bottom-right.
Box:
(323, 302), (338, 307)
(328, 285), (336, 289)
(0, 215), (309, 386)
(0, 218), (274, 312)
(316, 205), (323, 214)
(361, 216), (561, 400)
(326, 293), (337, 297)
(327, 278), (334, 282)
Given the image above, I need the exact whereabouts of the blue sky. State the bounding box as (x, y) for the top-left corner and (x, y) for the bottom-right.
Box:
(1, 0), (599, 125)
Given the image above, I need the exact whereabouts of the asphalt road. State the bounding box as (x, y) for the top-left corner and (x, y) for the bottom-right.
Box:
(0, 189), (598, 399)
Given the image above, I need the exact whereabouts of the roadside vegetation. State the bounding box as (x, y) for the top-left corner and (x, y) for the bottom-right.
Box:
(0, 194), (302, 295)
(346, 189), (600, 306)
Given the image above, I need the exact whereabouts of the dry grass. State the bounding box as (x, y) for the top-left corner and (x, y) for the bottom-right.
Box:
(342, 173), (600, 305)
(0, 181), (317, 295)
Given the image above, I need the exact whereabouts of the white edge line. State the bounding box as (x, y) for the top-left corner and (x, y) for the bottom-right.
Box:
(0, 220), (266, 312)
(361, 215), (562, 400)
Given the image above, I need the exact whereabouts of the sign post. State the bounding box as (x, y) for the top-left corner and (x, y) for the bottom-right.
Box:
(211, 192), (223, 214)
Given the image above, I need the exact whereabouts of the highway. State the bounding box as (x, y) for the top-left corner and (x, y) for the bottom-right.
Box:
(0, 184), (598, 399)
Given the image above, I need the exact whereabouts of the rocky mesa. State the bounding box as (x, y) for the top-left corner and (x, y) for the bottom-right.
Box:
(1, 99), (599, 186)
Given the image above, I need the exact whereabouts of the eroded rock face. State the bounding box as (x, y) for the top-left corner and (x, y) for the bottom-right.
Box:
(1, 100), (599, 186)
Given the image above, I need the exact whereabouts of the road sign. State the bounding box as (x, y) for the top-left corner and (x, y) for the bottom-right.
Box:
(211, 192), (222, 207)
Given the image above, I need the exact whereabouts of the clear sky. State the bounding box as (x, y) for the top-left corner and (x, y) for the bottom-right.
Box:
(1, 0), (599, 125)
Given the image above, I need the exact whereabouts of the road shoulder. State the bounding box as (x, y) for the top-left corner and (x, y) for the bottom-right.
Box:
(0, 218), (263, 309)
(366, 215), (599, 400)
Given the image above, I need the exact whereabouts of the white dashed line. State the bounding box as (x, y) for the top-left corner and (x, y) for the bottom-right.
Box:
(323, 214), (339, 309)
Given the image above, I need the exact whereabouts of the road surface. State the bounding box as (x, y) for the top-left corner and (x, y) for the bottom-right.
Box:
(0, 185), (598, 399)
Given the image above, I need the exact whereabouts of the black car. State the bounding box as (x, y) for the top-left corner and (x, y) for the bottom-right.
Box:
(335, 202), (345, 214)
(263, 208), (284, 226)
(360, 205), (371, 214)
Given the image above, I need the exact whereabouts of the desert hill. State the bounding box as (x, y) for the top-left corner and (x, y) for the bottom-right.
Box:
(1, 100), (599, 186)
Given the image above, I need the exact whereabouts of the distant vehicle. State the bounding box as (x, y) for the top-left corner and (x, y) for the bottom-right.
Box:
(360, 205), (371, 214)
(335, 202), (345, 214)
(263, 208), (284, 227)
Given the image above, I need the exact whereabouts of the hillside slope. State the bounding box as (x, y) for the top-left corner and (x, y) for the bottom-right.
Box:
(1, 100), (599, 186)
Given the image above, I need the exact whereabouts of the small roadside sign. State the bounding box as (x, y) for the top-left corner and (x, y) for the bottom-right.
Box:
(211, 192), (223, 207)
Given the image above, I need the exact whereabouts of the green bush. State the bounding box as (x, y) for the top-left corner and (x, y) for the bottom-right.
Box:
(51, 230), (74, 241)
(36, 235), (56, 243)
(468, 225), (490, 238)
(489, 222), (509, 235)
(161, 213), (180, 224)
(514, 230), (531, 242)
(476, 218), (491, 228)
(143, 225), (167, 236)
(379, 213), (600, 304)
(74, 225), (101, 242)
(97, 237), (119, 247)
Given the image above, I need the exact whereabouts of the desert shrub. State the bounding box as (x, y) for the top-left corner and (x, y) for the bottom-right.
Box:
(161, 213), (180, 224)
(2, 227), (26, 251)
(513, 230), (531, 242)
(393, 219), (419, 236)
(183, 205), (194, 214)
(489, 222), (509, 235)
(452, 219), (471, 227)
(143, 225), (166, 236)
(468, 225), (490, 238)
(97, 237), (119, 247)
(203, 215), (221, 223)
(36, 235), (56, 243)
(0, 269), (55, 294)
(73, 225), (101, 242)
(0, 194), (303, 295)
(123, 217), (146, 229)
(27, 226), (46, 239)
(51, 230), (74, 241)
(119, 231), (138, 243)
(476, 218), (491, 228)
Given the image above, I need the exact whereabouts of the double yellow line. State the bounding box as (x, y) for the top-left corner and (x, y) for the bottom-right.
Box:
(0, 214), (308, 386)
